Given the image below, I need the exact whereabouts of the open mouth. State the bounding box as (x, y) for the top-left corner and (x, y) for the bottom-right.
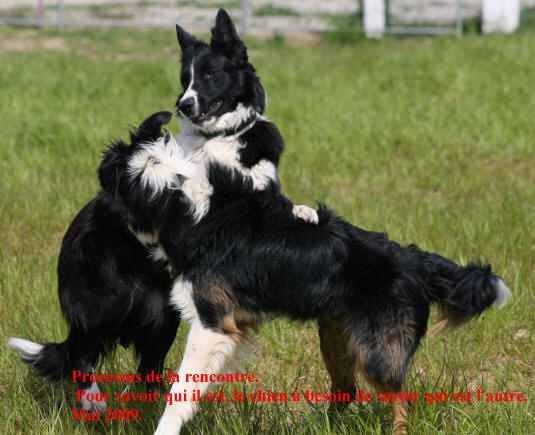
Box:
(193, 99), (223, 123)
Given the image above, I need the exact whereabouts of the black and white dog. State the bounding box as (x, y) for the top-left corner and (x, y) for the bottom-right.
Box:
(9, 112), (182, 410)
(91, 10), (511, 434)
(10, 8), (512, 434)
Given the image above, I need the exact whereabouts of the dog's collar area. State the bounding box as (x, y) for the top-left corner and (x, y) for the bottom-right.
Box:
(197, 112), (260, 140)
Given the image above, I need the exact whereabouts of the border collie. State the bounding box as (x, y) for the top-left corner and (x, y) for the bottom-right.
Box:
(9, 112), (182, 411)
(93, 10), (511, 435)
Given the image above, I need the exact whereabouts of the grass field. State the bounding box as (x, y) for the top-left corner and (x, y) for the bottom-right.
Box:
(0, 25), (533, 434)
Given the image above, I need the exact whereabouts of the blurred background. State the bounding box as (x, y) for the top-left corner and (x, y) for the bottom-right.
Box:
(1, 1), (535, 36)
(1, 1), (534, 434)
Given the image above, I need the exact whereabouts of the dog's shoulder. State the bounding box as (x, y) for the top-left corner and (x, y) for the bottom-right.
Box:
(238, 119), (284, 168)
(199, 120), (281, 193)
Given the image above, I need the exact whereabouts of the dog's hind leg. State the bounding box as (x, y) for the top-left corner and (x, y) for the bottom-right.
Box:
(68, 331), (107, 411)
(135, 311), (180, 392)
(368, 380), (409, 435)
(350, 314), (421, 435)
(318, 317), (357, 409)
(155, 275), (245, 435)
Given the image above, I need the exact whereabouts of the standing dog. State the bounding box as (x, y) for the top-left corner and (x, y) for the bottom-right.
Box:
(151, 10), (509, 434)
(93, 10), (511, 434)
(9, 112), (181, 410)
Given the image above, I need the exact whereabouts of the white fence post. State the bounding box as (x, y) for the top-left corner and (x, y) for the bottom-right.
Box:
(482, 0), (520, 34)
(363, 0), (385, 38)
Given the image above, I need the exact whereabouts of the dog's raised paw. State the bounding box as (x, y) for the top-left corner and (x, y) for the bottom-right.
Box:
(293, 204), (319, 224)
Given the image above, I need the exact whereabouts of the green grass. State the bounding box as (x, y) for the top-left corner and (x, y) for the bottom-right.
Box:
(520, 7), (535, 30)
(1, 27), (534, 434)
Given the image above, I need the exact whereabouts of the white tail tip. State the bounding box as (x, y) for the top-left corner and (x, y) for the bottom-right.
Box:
(493, 278), (512, 309)
(8, 338), (44, 361)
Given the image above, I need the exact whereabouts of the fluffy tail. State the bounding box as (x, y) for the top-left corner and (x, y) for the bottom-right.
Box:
(420, 252), (512, 333)
(8, 338), (72, 383)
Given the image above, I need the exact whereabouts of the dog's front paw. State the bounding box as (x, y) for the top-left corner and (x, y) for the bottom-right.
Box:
(154, 414), (181, 435)
(293, 205), (319, 225)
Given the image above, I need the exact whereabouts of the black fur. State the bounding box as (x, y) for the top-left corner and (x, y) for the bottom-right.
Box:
(238, 120), (285, 168)
(161, 166), (504, 332)
(10, 112), (180, 398)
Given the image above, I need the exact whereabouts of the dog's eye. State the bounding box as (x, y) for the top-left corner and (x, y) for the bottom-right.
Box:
(203, 70), (216, 80)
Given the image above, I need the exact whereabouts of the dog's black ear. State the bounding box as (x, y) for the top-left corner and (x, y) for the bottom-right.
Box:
(210, 9), (247, 64)
(131, 111), (172, 144)
(176, 24), (203, 54)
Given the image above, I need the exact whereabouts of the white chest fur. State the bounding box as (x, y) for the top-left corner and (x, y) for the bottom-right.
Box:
(174, 130), (277, 223)
(126, 121), (279, 230)
(201, 137), (277, 190)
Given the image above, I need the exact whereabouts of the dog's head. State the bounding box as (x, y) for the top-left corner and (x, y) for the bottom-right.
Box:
(98, 111), (173, 195)
(98, 111), (185, 232)
(175, 9), (266, 136)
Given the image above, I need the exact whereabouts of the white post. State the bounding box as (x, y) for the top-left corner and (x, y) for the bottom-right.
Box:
(482, 0), (520, 34)
(363, 0), (385, 38)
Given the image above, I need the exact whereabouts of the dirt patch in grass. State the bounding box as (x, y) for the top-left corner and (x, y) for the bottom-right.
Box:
(0, 36), (69, 55)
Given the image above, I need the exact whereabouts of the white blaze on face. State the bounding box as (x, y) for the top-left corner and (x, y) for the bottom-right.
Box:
(180, 57), (199, 116)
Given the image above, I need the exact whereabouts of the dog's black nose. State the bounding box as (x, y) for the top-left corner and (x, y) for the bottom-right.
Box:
(178, 98), (194, 116)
